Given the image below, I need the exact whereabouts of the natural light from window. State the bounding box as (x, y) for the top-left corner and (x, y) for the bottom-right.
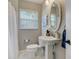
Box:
(19, 9), (38, 29)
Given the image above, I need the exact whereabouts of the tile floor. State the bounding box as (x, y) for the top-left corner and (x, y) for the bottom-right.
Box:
(18, 48), (45, 59)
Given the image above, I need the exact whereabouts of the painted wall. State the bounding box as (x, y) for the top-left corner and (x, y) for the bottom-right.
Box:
(9, 0), (18, 11)
(18, 0), (42, 50)
(42, 0), (65, 59)
(8, 1), (18, 59)
(65, 0), (71, 59)
(65, 0), (71, 41)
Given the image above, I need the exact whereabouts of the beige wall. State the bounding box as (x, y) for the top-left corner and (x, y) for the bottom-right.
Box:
(18, 0), (42, 50)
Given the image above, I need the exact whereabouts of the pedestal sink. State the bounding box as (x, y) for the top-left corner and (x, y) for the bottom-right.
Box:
(39, 36), (60, 59)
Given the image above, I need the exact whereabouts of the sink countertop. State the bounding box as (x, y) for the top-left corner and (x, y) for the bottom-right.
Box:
(39, 36), (60, 41)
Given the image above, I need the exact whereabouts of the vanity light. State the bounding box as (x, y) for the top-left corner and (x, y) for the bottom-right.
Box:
(45, 0), (49, 6)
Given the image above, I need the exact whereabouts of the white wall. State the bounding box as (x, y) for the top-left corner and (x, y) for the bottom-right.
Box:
(8, 2), (18, 59)
(65, 0), (71, 59)
(65, 0), (71, 41)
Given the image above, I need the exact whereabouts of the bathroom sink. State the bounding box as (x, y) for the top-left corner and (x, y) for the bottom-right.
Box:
(39, 36), (60, 46)
(38, 36), (60, 59)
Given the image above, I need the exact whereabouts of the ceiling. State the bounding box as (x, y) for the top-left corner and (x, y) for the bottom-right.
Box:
(25, 0), (44, 4)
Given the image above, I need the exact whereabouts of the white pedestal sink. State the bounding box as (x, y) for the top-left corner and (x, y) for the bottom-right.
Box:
(39, 36), (60, 59)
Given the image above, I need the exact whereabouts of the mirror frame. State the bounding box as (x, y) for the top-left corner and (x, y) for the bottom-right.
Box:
(49, 0), (61, 33)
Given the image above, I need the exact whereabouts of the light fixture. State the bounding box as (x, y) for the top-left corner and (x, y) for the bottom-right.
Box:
(45, 0), (49, 6)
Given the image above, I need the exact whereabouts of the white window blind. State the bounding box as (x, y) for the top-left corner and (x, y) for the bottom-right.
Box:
(19, 9), (38, 29)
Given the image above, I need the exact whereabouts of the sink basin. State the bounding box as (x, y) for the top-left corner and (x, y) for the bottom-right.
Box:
(38, 36), (60, 59)
(39, 36), (60, 46)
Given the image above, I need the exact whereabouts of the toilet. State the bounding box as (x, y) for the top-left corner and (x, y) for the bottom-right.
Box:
(26, 44), (41, 59)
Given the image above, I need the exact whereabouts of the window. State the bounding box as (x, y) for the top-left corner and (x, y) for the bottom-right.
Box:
(42, 16), (47, 32)
(19, 9), (38, 29)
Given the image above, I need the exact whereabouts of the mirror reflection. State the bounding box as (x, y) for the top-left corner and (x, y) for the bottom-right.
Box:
(50, 1), (60, 32)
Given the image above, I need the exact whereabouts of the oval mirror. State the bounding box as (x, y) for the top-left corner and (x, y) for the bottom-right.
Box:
(49, 0), (61, 33)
